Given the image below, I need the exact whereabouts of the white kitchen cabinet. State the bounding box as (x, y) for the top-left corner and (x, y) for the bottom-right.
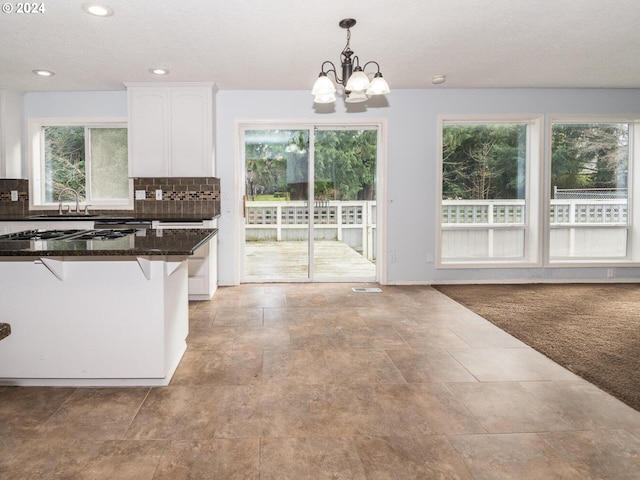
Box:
(0, 89), (23, 178)
(152, 219), (218, 300)
(125, 83), (216, 177)
(187, 234), (218, 300)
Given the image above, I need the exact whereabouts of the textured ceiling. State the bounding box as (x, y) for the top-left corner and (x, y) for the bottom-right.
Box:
(1, 0), (640, 92)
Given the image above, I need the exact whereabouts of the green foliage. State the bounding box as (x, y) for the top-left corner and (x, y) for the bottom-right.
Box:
(244, 130), (306, 200)
(442, 124), (526, 200)
(43, 126), (129, 203)
(315, 130), (377, 200)
(551, 123), (628, 194)
(442, 122), (628, 200)
(244, 129), (377, 201)
(44, 126), (86, 202)
(90, 128), (129, 200)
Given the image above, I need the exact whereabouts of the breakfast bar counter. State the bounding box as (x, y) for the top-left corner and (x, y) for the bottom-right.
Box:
(0, 228), (218, 387)
(0, 228), (217, 256)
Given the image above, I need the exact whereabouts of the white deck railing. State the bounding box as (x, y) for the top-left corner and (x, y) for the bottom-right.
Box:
(442, 199), (628, 225)
(246, 199), (630, 260)
(245, 201), (377, 260)
(441, 198), (629, 259)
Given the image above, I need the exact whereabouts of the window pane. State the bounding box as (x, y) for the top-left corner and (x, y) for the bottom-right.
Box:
(314, 129), (377, 278)
(43, 126), (86, 203)
(550, 123), (629, 259)
(441, 123), (528, 261)
(90, 128), (129, 201)
(243, 129), (310, 280)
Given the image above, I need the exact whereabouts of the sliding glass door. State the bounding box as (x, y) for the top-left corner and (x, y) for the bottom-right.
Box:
(242, 125), (378, 282)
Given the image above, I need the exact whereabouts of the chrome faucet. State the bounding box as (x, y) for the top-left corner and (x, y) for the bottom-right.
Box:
(57, 187), (81, 214)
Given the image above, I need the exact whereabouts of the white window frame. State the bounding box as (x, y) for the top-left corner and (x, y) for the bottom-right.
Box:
(437, 114), (543, 268)
(28, 117), (133, 210)
(546, 115), (640, 266)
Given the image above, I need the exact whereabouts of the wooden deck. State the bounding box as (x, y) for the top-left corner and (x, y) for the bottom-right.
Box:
(244, 240), (376, 280)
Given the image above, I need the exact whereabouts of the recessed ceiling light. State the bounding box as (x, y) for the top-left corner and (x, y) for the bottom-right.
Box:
(33, 69), (55, 77)
(149, 68), (170, 75)
(81, 3), (114, 17)
(432, 74), (446, 85)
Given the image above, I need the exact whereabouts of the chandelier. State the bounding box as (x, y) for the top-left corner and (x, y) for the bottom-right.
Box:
(311, 18), (390, 104)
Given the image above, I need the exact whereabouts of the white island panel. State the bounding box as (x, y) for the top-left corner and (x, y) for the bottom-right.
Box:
(0, 256), (189, 386)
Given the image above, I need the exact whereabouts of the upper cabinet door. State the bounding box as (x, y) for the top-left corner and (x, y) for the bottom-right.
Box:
(0, 89), (24, 178)
(170, 88), (214, 177)
(126, 83), (215, 178)
(127, 88), (169, 177)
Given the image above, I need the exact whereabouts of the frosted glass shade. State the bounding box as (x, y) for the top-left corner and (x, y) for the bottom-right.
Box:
(311, 74), (336, 95)
(314, 92), (337, 104)
(345, 70), (370, 92)
(345, 90), (368, 103)
(366, 75), (390, 95)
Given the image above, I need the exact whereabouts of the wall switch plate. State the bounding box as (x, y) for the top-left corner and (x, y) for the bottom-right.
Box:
(135, 190), (146, 200)
(155, 189), (163, 200)
(10, 190), (18, 201)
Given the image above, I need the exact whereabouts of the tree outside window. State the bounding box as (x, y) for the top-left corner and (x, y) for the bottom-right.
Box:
(43, 125), (128, 204)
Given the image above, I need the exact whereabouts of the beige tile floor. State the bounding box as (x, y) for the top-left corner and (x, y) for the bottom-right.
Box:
(2, 283), (640, 479)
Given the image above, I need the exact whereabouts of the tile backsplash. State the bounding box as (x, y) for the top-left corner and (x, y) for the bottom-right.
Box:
(0, 177), (220, 219)
(133, 177), (220, 218)
(0, 179), (29, 216)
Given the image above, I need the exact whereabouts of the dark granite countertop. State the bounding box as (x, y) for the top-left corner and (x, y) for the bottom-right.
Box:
(0, 213), (219, 222)
(0, 228), (217, 257)
(0, 323), (10, 341)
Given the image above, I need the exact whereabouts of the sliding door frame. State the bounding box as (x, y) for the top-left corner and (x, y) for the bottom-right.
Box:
(234, 118), (388, 284)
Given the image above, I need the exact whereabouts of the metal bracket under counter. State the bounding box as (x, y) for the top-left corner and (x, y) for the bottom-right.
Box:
(136, 255), (186, 279)
(34, 255), (188, 281)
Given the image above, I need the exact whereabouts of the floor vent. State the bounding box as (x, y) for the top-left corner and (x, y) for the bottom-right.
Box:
(352, 287), (382, 293)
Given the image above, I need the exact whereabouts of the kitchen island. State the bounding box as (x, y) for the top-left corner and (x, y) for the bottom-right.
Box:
(0, 228), (217, 387)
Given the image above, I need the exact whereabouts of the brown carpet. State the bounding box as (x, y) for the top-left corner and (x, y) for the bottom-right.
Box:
(434, 283), (640, 412)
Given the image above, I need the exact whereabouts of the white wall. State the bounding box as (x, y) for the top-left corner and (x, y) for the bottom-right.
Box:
(23, 91), (128, 177)
(24, 91), (127, 118)
(21, 88), (640, 284)
(216, 88), (640, 285)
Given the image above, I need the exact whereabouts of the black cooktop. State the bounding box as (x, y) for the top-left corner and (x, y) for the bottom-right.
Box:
(0, 229), (138, 242)
(0, 229), (83, 241)
(70, 229), (138, 240)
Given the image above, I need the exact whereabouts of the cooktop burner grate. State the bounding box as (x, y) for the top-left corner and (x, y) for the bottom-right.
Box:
(0, 229), (139, 242)
(0, 229), (83, 241)
(70, 229), (138, 240)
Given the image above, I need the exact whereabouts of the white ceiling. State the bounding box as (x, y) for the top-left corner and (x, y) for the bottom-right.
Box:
(2, 0), (640, 93)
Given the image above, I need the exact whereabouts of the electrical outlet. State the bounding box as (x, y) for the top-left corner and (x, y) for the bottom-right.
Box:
(135, 189), (146, 200)
(607, 268), (614, 278)
(10, 190), (18, 201)
(389, 251), (396, 263)
(426, 252), (434, 263)
(155, 189), (163, 201)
